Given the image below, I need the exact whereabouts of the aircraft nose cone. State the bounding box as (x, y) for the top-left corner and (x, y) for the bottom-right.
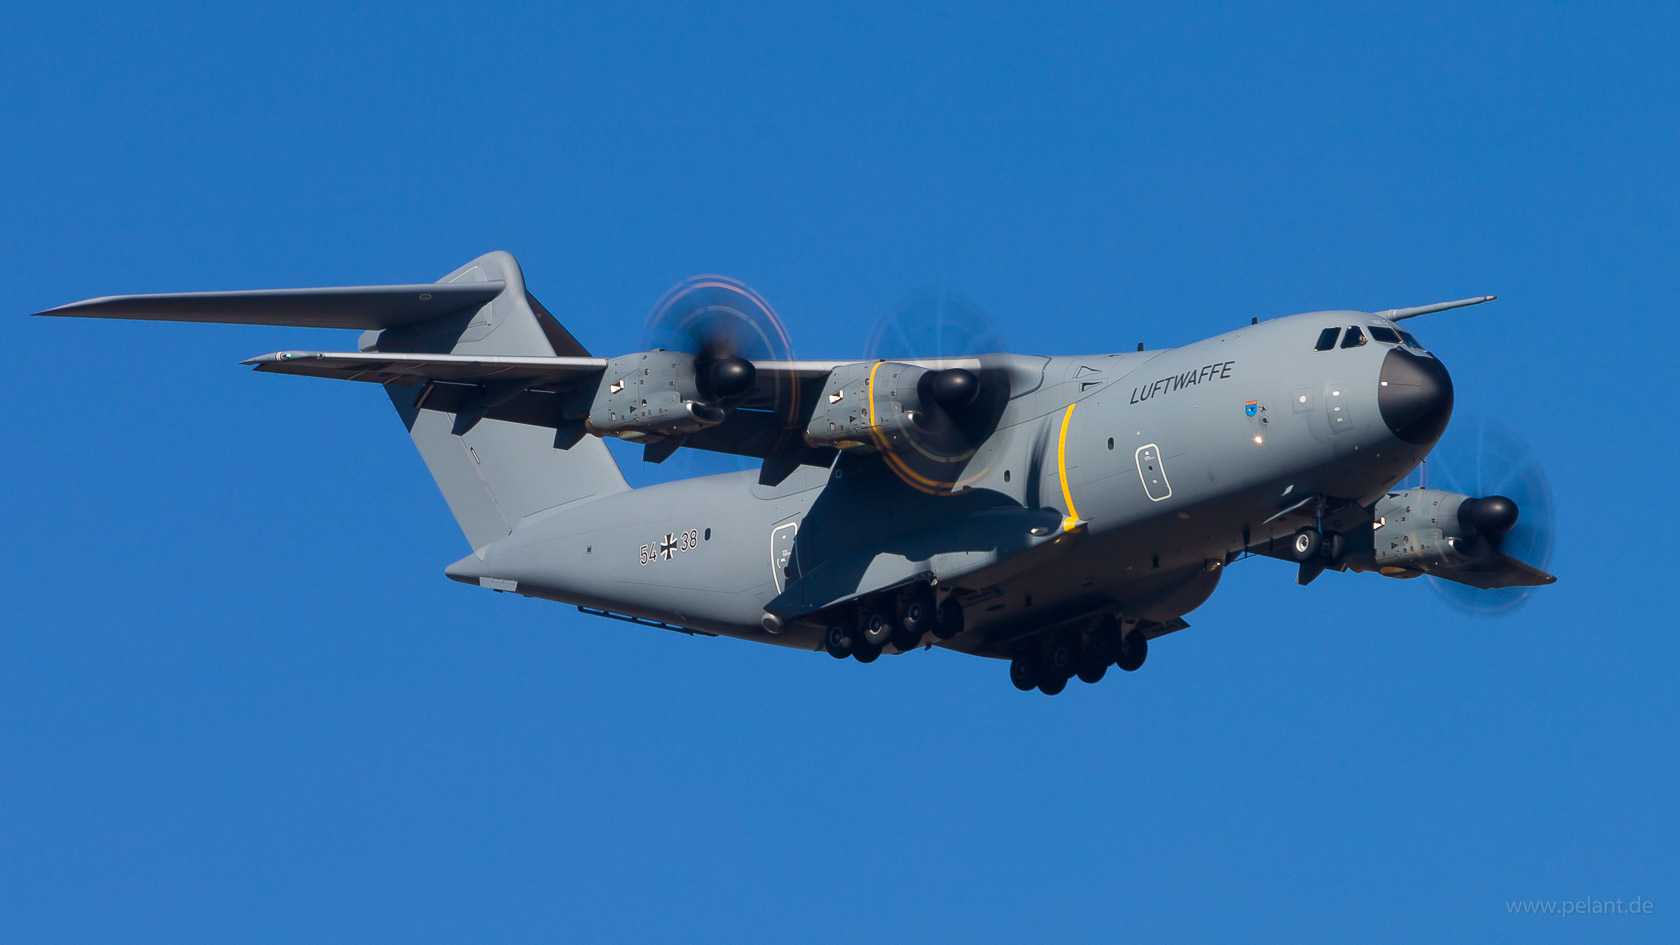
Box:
(1378, 348), (1454, 445)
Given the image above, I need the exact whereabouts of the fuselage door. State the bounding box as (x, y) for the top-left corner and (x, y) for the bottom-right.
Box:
(1136, 443), (1172, 501)
(770, 521), (800, 593)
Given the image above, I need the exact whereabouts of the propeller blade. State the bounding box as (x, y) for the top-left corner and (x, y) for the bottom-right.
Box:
(637, 275), (799, 477)
(1425, 415), (1557, 618)
(863, 289), (1009, 494)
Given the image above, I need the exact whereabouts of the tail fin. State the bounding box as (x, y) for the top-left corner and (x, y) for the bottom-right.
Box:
(365, 251), (627, 550)
(36, 249), (629, 551)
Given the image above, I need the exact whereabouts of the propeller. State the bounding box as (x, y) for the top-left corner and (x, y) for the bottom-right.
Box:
(862, 288), (1010, 494)
(637, 275), (799, 471)
(641, 275), (793, 399)
(1421, 416), (1557, 618)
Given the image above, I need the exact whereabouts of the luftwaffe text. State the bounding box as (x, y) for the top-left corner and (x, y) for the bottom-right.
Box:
(1130, 360), (1236, 404)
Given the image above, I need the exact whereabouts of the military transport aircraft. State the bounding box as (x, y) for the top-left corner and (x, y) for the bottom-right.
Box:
(38, 251), (1557, 694)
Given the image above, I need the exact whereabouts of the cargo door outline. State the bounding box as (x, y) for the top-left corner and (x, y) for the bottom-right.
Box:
(1136, 443), (1172, 501)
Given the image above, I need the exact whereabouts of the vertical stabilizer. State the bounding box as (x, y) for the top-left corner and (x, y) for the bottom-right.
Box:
(369, 252), (628, 551)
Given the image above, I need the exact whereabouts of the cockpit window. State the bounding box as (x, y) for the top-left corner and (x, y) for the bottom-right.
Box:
(1397, 329), (1423, 348)
(1341, 326), (1367, 348)
(1368, 326), (1401, 344)
(1314, 327), (1340, 351)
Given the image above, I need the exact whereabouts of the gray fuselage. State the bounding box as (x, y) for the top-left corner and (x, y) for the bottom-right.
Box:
(448, 309), (1446, 659)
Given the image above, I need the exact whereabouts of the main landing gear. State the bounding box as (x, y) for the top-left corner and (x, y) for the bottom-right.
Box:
(1009, 617), (1148, 696)
(822, 585), (963, 662)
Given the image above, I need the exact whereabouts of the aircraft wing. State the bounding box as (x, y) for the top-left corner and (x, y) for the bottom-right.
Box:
(246, 350), (848, 472)
(1424, 553), (1557, 590)
(245, 349), (842, 392)
(35, 283), (505, 329)
(245, 350), (608, 384)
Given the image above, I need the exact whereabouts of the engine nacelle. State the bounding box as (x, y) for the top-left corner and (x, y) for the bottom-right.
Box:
(803, 361), (978, 452)
(587, 352), (726, 440)
(1364, 487), (1482, 576)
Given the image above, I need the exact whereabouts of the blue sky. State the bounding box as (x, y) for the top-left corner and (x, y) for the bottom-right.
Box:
(3, 2), (1675, 941)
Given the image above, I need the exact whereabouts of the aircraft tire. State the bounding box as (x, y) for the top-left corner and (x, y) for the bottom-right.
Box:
(1291, 527), (1323, 562)
(1076, 655), (1108, 684)
(1118, 632), (1148, 672)
(1010, 655), (1039, 691)
(1045, 639), (1076, 679)
(861, 608), (895, 647)
(1038, 674), (1068, 696)
(933, 597), (964, 640)
(901, 586), (936, 636)
(1090, 616), (1122, 663)
(824, 624), (853, 659)
(1323, 531), (1347, 567)
(852, 640), (882, 663)
(890, 627), (923, 653)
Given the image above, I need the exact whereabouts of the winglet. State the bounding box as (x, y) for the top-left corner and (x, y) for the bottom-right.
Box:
(1373, 296), (1496, 321)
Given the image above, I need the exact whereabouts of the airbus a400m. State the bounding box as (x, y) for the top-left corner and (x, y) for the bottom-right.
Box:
(40, 252), (1556, 694)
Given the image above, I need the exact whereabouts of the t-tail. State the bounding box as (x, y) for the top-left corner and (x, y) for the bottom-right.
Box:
(35, 251), (629, 551)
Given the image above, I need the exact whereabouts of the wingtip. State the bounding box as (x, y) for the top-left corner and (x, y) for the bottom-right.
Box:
(30, 296), (123, 318)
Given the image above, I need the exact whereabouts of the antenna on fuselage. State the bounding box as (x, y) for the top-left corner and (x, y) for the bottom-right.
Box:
(1374, 295), (1496, 321)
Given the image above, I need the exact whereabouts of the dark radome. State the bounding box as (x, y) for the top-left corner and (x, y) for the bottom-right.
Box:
(1378, 348), (1454, 445)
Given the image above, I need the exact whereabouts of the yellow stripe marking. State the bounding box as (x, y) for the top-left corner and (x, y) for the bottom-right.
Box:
(866, 360), (883, 446)
(1057, 403), (1082, 531)
(865, 359), (988, 494)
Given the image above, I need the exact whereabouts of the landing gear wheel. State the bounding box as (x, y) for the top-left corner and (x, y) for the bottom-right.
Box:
(1010, 656), (1039, 692)
(852, 640), (882, 663)
(890, 625), (923, 653)
(1117, 632), (1148, 672)
(1090, 617), (1122, 665)
(1323, 531), (1347, 567)
(823, 623), (853, 660)
(1038, 674), (1067, 696)
(1291, 527), (1323, 562)
(932, 596), (964, 640)
(1045, 639), (1076, 679)
(1076, 653), (1109, 684)
(861, 607), (894, 648)
(901, 585), (936, 636)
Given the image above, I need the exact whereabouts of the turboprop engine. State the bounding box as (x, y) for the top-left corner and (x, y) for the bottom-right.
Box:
(803, 360), (980, 452)
(1353, 487), (1525, 577)
(585, 350), (755, 440)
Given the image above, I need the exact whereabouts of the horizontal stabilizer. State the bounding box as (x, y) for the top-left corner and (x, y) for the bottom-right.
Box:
(34, 282), (504, 330)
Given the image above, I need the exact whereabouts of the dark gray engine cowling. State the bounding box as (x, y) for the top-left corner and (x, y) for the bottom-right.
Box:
(1364, 487), (1480, 574)
(803, 361), (978, 452)
(587, 351), (725, 439)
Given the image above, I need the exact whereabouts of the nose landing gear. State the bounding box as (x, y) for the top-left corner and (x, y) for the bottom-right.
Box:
(1290, 526), (1347, 586)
